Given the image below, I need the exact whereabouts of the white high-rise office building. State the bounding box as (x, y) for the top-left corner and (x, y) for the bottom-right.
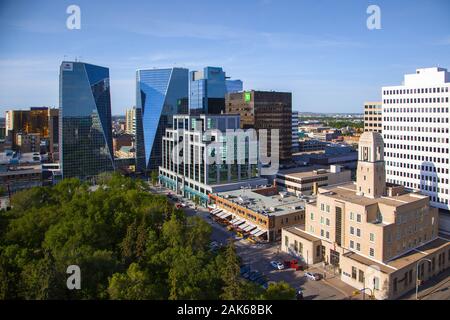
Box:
(382, 67), (450, 215)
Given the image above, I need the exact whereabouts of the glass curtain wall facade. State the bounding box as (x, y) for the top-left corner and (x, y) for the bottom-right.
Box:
(135, 68), (188, 172)
(189, 67), (227, 115)
(226, 79), (243, 93)
(59, 61), (115, 180)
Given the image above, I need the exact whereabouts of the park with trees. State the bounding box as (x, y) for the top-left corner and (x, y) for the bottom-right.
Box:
(0, 173), (295, 300)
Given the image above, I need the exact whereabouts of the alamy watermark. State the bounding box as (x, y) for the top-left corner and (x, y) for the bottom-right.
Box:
(66, 5), (81, 30)
(367, 5), (381, 30)
(66, 265), (81, 290)
(170, 128), (280, 175)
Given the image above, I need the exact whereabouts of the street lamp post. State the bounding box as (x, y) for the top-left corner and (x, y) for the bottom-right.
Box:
(416, 258), (432, 300)
(358, 287), (374, 300)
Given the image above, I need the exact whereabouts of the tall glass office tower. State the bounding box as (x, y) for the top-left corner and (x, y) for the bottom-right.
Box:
(59, 61), (115, 180)
(189, 67), (227, 115)
(226, 79), (243, 93)
(135, 68), (188, 172)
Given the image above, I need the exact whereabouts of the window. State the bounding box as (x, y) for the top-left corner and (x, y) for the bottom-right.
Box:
(357, 214), (361, 223)
(321, 229), (324, 237)
(350, 212), (354, 220)
(356, 243), (361, 251)
(356, 228), (361, 237)
(370, 233), (375, 242)
(326, 218), (330, 226)
(310, 213), (314, 221)
(321, 203), (325, 211)
(374, 277), (380, 290)
(285, 236), (289, 247)
(320, 216), (324, 224)
(352, 266), (357, 279)
(358, 270), (365, 283)
(370, 248), (375, 257)
(326, 231), (330, 239)
(350, 226), (354, 235)
(350, 240), (354, 249)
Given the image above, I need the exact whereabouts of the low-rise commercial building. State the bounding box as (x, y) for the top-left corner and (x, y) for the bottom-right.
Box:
(281, 132), (449, 299)
(276, 165), (351, 196)
(209, 185), (306, 242)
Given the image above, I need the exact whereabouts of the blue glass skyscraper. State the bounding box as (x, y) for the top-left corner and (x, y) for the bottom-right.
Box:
(226, 79), (243, 93)
(135, 68), (188, 172)
(189, 67), (227, 115)
(59, 61), (115, 180)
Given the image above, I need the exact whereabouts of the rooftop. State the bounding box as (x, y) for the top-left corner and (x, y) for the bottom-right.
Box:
(277, 165), (346, 179)
(344, 237), (450, 274)
(284, 226), (321, 242)
(317, 182), (429, 208)
(215, 187), (310, 217)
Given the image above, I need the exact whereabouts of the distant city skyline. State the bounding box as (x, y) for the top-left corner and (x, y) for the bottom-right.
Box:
(0, 0), (449, 115)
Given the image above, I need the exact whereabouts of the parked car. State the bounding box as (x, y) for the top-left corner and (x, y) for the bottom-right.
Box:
(304, 272), (321, 281)
(270, 261), (285, 270)
(296, 289), (304, 300)
(240, 265), (251, 275)
(255, 276), (268, 287)
(249, 271), (264, 282)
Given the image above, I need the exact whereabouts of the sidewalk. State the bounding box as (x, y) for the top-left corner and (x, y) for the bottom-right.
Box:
(308, 264), (363, 300)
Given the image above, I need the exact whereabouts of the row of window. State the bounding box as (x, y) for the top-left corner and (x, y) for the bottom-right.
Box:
(349, 240), (375, 257)
(385, 144), (449, 155)
(385, 151), (449, 165)
(385, 168), (449, 185)
(384, 106), (449, 113)
(383, 97), (449, 104)
(383, 86), (449, 95)
(384, 125), (449, 134)
(384, 134), (449, 144)
(383, 116), (449, 123)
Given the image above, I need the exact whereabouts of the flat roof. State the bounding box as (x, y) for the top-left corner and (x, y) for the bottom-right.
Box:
(277, 165), (346, 179)
(215, 187), (308, 217)
(387, 237), (450, 270)
(318, 182), (429, 208)
(284, 226), (321, 242)
(344, 237), (450, 274)
(344, 252), (396, 274)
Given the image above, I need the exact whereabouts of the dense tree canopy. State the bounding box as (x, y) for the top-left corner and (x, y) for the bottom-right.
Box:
(0, 174), (294, 300)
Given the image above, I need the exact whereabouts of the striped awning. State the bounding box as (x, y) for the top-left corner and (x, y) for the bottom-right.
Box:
(233, 219), (245, 226)
(254, 230), (266, 237)
(238, 223), (250, 230)
(243, 224), (257, 232)
(250, 228), (261, 235)
(217, 211), (232, 219)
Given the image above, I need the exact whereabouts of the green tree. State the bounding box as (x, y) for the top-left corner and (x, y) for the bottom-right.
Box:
(261, 281), (296, 300)
(220, 241), (245, 300)
(150, 170), (159, 186)
(108, 263), (160, 300)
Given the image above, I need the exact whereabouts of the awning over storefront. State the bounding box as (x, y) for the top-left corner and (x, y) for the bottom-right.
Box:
(250, 228), (261, 235)
(211, 209), (222, 215)
(238, 223), (250, 230)
(233, 219), (245, 226)
(230, 218), (239, 224)
(217, 211), (232, 219)
(254, 230), (266, 237)
(243, 224), (257, 232)
(212, 209), (222, 215)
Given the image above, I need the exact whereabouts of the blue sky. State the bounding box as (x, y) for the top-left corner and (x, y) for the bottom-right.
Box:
(0, 0), (449, 115)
